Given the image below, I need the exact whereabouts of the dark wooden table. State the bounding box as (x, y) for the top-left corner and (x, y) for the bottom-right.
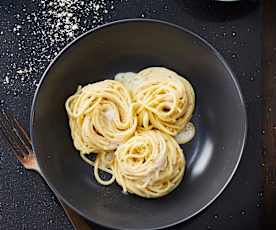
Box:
(0, 0), (266, 229)
(263, 0), (276, 229)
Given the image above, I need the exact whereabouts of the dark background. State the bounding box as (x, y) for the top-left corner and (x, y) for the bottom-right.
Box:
(0, 0), (263, 229)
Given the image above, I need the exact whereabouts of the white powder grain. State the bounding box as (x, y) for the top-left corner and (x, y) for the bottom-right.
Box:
(2, 0), (115, 94)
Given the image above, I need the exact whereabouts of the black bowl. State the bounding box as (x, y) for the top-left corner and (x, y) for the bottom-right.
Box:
(30, 19), (247, 230)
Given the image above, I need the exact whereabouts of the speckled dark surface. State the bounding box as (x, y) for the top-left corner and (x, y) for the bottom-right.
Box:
(0, 0), (263, 230)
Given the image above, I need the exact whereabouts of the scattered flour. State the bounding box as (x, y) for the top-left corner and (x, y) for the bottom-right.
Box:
(1, 0), (115, 100)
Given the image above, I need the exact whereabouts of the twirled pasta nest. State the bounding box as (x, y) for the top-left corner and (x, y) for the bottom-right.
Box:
(65, 80), (137, 154)
(133, 67), (195, 136)
(114, 130), (185, 198)
(65, 67), (195, 198)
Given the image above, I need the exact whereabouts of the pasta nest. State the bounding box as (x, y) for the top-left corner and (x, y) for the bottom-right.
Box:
(65, 80), (137, 153)
(133, 67), (195, 136)
(114, 130), (185, 198)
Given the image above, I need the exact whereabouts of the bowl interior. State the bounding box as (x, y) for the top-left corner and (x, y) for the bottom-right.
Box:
(31, 20), (246, 230)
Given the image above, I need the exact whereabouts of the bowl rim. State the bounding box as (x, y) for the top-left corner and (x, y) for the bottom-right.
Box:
(30, 18), (247, 230)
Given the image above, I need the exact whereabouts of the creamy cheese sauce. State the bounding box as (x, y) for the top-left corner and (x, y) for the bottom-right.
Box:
(175, 122), (195, 144)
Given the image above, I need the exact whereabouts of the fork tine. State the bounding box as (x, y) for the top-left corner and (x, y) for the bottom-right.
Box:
(10, 113), (33, 151)
(0, 110), (33, 159)
(13, 126), (33, 156)
(0, 111), (24, 155)
(14, 118), (32, 146)
(0, 128), (24, 161)
(1, 111), (90, 230)
(5, 110), (33, 153)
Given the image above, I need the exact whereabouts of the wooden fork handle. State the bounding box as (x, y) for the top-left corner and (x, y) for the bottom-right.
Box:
(57, 198), (92, 230)
(32, 165), (91, 230)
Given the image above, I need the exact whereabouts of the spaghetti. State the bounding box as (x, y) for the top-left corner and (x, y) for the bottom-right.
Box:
(113, 130), (185, 198)
(133, 67), (195, 136)
(65, 67), (195, 197)
(65, 80), (137, 185)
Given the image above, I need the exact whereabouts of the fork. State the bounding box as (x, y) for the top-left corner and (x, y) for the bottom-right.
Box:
(0, 110), (91, 230)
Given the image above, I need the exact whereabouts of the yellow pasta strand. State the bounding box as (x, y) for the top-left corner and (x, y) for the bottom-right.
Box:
(65, 80), (137, 185)
(65, 68), (195, 198)
(113, 130), (185, 198)
(65, 80), (137, 153)
(133, 67), (195, 136)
